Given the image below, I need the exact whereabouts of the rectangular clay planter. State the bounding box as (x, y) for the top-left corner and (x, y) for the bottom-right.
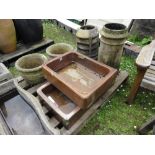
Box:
(43, 52), (118, 109)
(37, 82), (84, 129)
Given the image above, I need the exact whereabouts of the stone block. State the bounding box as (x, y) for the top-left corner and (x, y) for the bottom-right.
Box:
(0, 63), (12, 85)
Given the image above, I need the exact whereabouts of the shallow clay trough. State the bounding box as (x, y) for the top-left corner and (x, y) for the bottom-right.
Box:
(37, 82), (85, 129)
(43, 52), (117, 109)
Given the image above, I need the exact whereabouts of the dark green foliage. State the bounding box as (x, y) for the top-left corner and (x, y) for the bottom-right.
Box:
(128, 34), (152, 46)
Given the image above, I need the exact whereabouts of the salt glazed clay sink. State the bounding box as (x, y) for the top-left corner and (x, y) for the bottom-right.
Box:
(46, 43), (74, 59)
(0, 79), (59, 135)
(37, 82), (84, 129)
(15, 53), (47, 85)
(43, 52), (118, 109)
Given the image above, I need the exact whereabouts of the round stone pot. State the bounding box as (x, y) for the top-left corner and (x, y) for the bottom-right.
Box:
(0, 19), (17, 54)
(15, 53), (47, 85)
(46, 43), (74, 59)
(98, 23), (128, 69)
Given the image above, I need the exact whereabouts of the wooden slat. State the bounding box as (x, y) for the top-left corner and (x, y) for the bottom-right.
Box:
(145, 72), (155, 79)
(150, 65), (155, 70)
(147, 68), (155, 75)
(136, 40), (155, 68)
(0, 38), (54, 63)
(56, 19), (80, 31)
(138, 116), (155, 134)
(141, 79), (155, 92)
(27, 81), (46, 94)
(144, 75), (155, 83)
(151, 60), (155, 65)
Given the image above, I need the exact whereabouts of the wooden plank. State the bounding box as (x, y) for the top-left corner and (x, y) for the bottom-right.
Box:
(150, 65), (155, 70)
(138, 116), (155, 134)
(54, 19), (80, 34)
(17, 76), (46, 94)
(61, 71), (128, 135)
(123, 42), (141, 58)
(145, 72), (155, 79)
(136, 40), (155, 68)
(144, 76), (155, 83)
(27, 81), (46, 94)
(146, 68), (155, 75)
(151, 60), (155, 65)
(141, 79), (155, 92)
(0, 38), (54, 63)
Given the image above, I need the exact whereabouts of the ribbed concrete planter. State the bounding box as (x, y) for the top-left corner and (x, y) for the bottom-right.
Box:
(76, 25), (99, 59)
(46, 43), (74, 59)
(98, 23), (128, 69)
(15, 53), (47, 85)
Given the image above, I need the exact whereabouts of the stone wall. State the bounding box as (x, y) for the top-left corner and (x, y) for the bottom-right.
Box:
(130, 19), (155, 38)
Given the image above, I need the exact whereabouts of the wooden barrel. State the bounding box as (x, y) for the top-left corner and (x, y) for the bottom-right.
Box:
(0, 19), (17, 54)
(13, 19), (43, 44)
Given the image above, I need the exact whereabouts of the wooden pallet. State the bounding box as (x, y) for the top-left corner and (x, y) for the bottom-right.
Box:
(0, 38), (54, 65)
(16, 70), (128, 135)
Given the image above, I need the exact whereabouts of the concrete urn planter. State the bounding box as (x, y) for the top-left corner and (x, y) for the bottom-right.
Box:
(98, 23), (128, 69)
(46, 43), (74, 59)
(15, 53), (47, 84)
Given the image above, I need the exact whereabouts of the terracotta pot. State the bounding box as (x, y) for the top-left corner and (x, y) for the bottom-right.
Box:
(0, 19), (17, 54)
(15, 53), (47, 85)
(46, 43), (74, 59)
